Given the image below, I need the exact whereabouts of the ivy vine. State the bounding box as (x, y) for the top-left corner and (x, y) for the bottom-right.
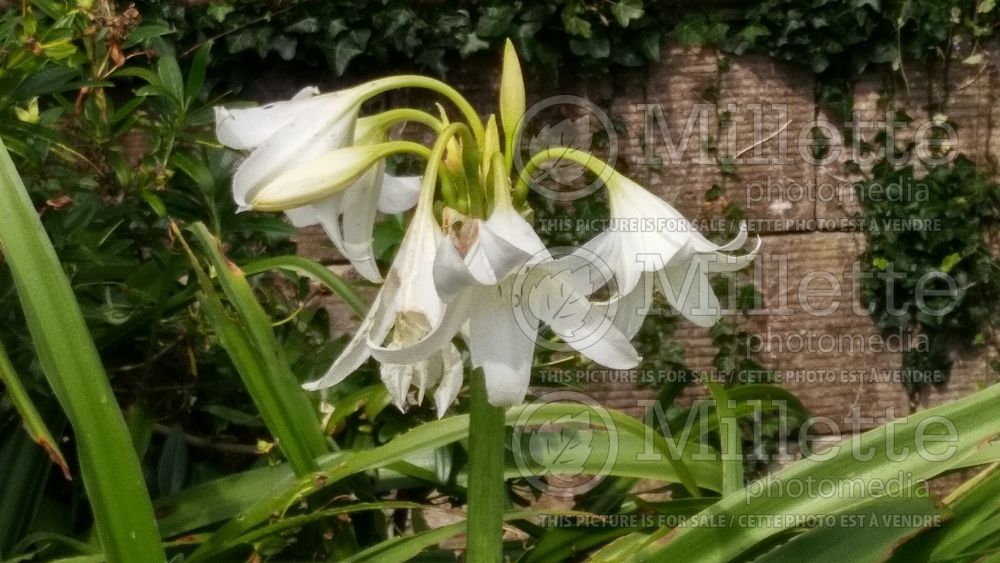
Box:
(857, 155), (1000, 398)
(137, 0), (664, 91)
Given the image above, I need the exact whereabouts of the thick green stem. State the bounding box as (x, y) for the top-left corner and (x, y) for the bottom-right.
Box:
(466, 371), (506, 562)
(513, 146), (617, 204)
(417, 122), (476, 213)
(366, 108), (444, 138)
(360, 75), (485, 145)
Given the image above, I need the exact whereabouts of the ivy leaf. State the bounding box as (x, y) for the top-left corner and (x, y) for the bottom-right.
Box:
(977, 0), (996, 13)
(328, 29), (371, 76)
(611, 0), (645, 27)
(270, 35), (297, 61)
(460, 33), (490, 57)
(326, 18), (348, 39)
(563, 15), (592, 38)
(285, 17), (319, 34)
(207, 3), (234, 23)
(477, 6), (516, 37)
(637, 30), (662, 61)
(741, 23), (771, 43)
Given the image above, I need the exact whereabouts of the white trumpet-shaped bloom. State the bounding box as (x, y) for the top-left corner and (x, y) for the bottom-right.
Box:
(216, 87), (421, 282)
(372, 188), (641, 407)
(581, 173), (759, 328)
(302, 188), (463, 416)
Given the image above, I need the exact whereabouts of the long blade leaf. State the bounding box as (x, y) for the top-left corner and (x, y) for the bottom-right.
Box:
(0, 139), (163, 562)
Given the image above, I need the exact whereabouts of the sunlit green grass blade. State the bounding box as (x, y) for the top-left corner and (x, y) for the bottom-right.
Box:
(707, 383), (742, 495)
(925, 465), (1000, 561)
(342, 510), (570, 563)
(631, 382), (1000, 562)
(187, 403), (716, 561)
(155, 463), (292, 538)
(173, 222), (327, 475)
(525, 498), (715, 563)
(761, 495), (940, 563)
(156, 425), (721, 542)
(241, 255), (367, 317)
(0, 339), (69, 478)
(211, 501), (422, 555)
(0, 139), (163, 562)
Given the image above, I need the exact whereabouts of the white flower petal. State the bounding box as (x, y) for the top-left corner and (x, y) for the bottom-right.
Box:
(434, 344), (464, 417)
(231, 94), (360, 207)
(528, 274), (640, 369)
(433, 238), (487, 302)
(380, 362), (413, 411)
(283, 206), (320, 228)
(483, 204), (547, 256)
(593, 271), (654, 340)
(338, 165), (385, 282)
(377, 175), (422, 214)
(657, 258), (721, 328)
(477, 222), (534, 282)
(469, 284), (537, 407)
(370, 288), (472, 366)
(302, 273), (401, 391)
(704, 235), (761, 273)
(214, 86), (319, 150)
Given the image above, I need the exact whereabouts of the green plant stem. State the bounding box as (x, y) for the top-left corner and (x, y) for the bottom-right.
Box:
(707, 383), (743, 496)
(467, 371), (506, 562)
(0, 139), (164, 562)
(513, 146), (617, 203)
(362, 75), (485, 145)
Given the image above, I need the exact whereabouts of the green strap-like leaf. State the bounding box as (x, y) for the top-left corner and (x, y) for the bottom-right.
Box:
(175, 222), (328, 476)
(0, 340), (69, 479)
(0, 139), (164, 562)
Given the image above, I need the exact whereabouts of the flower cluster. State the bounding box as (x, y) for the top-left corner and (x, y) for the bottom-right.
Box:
(215, 41), (758, 416)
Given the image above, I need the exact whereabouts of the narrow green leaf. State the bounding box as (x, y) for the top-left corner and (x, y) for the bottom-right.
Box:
(156, 53), (185, 103)
(343, 510), (569, 563)
(0, 428), (56, 556)
(187, 403), (716, 561)
(157, 425), (188, 497)
(174, 222), (328, 476)
(761, 495), (940, 563)
(0, 340), (69, 479)
(0, 139), (164, 562)
(240, 255), (367, 317)
(707, 383), (743, 495)
(184, 42), (211, 104)
(633, 383), (1000, 562)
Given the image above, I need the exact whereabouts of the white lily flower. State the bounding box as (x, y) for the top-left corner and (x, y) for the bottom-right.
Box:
(372, 183), (641, 407)
(301, 185), (463, 417)
(582, 172), (760, 329)
(277, 118), (422, 282)
(216, 88), (421, 282)
(215, 85), (362, 210)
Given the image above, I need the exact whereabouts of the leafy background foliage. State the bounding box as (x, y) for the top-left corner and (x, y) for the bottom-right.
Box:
(139, 0), (661, 90)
